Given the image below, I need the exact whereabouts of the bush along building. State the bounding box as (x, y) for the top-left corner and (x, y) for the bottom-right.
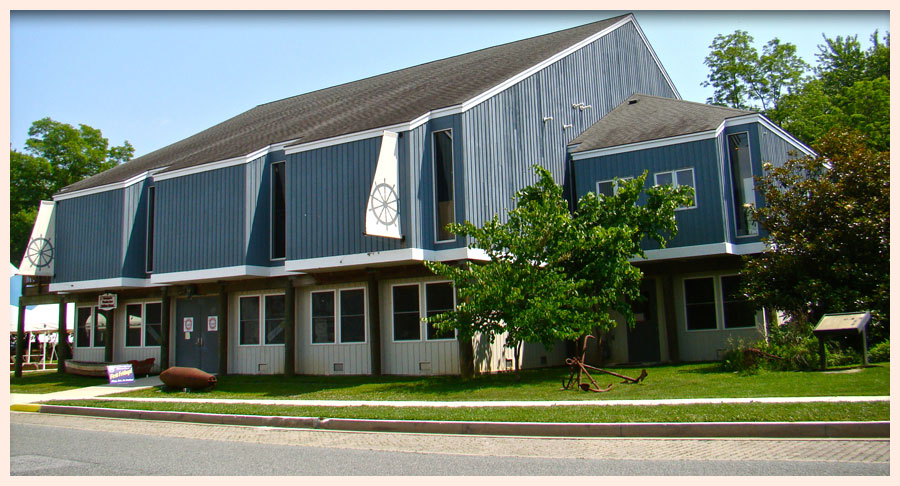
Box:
(17, 13), (813, 376)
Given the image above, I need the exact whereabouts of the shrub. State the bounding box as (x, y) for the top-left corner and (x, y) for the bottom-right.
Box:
(868, 339), (889, 362)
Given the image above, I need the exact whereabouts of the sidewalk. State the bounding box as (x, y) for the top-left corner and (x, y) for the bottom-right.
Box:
(10, 377), (889, 438)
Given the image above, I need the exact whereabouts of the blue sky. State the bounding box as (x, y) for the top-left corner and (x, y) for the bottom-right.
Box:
(9, 10), (890, 159)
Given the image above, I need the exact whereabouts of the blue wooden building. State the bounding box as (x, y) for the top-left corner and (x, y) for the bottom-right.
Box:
(25, 13), (812, 375)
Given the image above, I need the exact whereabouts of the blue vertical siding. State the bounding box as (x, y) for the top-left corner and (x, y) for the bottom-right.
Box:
(54, 190), (124, 282)
(154, 165), (245, 273)
(461, 21), (678, 229)
(573, 138), (725, 249)
(121, 180), (149, 278)
(245, 150), (286, 267)
(758, 125), (804, 170)
(286, 137), (405, 260)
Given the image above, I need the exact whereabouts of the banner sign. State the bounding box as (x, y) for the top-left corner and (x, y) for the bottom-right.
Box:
(98, 293), (118, 311)
(107, 364), (135, 385)
(365, 131), (402, 239)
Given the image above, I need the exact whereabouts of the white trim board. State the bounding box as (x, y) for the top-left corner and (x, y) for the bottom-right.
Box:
(150, 265), (294, 285)
(49, 277), (157, 293)
(635, 242), (767, 262)
(53, 167), (168, 201)
(285, 247), (489, 272)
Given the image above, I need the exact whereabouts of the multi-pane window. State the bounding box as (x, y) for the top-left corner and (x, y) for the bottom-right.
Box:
(264, 295), (286, 344)
(240, 294), (286, 346)
(392, 282), (457, 342)
(311, 291), (336, 344)
(271, 161), (286, 260)
(146, 186), (156, 273)
(425, 282), (455, 340)
(76, 307), (93, 348)
(433, 130), (455, 242)
(596, 177), (631, 198)
(125, 302), (163, 347)
(654, 168), (696, 209)
(684, 275), (760, 331)
(721, 276), (756, 329)
(340, 289), (366, 343)
(239, 296), (261, 345)
(144, 303), (163, 346)
(728, 133), (758, 236)
(93, 308), (111, 347)
(311, 289), (366, 344)
(392, 285), (421, 341)
(684, 277), (717, 330)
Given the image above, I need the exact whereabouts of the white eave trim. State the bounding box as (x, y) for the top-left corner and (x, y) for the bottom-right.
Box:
(49, 278), (157, 292)
(284, 247), (489, 272)
(724, 114), (817, 157)
(152, 140), (298, 182)
(571, 128), (719, 160)
(53, 167), (169, 201)
(634, 242), (766, 262)
(149, 265), (294, 285)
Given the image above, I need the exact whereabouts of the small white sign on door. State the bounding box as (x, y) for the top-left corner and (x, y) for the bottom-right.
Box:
(183, 317), (194, 333)
(207, 316), (218, 332)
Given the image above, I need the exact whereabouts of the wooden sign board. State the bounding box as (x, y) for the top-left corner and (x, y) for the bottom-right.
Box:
(813, 312), (871, 335)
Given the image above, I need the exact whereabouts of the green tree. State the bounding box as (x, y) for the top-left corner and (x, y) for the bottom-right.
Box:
(425, 166), (693, 371)
(10, 118), (134, 264)
(702, 31), (809, 112)
(742, 129), (889, 341)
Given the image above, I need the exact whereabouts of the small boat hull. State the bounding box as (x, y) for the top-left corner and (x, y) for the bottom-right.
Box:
(64, 358), (156, 378)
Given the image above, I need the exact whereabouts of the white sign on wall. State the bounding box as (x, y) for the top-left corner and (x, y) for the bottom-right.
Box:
(183, 317), (194, 333)
(207, 316), (218, 332)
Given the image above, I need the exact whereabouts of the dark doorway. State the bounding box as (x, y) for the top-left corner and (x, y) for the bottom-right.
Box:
(175, 296), (220, 373)
(627, 279), (661, 363)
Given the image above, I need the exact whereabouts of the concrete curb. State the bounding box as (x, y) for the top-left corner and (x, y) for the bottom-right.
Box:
(16, 404), (890, 438)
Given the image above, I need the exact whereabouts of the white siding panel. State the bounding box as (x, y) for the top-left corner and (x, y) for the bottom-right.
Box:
(229, 289), (286, 375)
(295, 281), (372, 375)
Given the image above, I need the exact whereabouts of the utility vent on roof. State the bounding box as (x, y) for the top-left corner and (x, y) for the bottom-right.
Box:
(629, 99), (639, 105)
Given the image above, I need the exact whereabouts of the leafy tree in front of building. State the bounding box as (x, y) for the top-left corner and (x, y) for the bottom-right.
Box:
(425, 166), (693, 372)
(10, 117), (134, 264)
(742, 129), (889, 343)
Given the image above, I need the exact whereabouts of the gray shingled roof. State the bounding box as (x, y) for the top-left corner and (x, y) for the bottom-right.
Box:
(568, 93), (755, 153)
(60, 14), (630, 195)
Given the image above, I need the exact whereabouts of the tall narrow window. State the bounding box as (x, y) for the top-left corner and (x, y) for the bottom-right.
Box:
(94, 308), (110, 347)
(340, 289), (366, 343)
(239, 296), (260, 345)
(264, 294), (286, 345)
(728, 133), (758, 236)
(146, 186), (156, 273)
(393, 284), (421, 341)
(433, 130), (455, 242)
(126, 304), (143, 347)
(684, 278), (717, 331)
(144, 303), (162, 347)
(271, 161), (286, 260)
(311, 291), (335, 344)
(425, 282), (455, 340)
(721, 276), (757, 329)
(76, 307), (92, 348)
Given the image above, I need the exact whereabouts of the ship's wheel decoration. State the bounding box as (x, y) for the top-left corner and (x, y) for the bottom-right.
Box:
(369, 181), (400, 228)
(26, 237), (54, 269)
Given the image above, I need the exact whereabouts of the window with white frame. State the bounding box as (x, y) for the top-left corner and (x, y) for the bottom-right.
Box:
(727, 132), (758, 236)
(684, 275), (759, 331)
(433, 129), (455, 242)
(721, 275), (756, 329)
(311, 289), (366, 344)
(392, 282), (457, 342)
(596, 177), (632, 198)
(125, 302), (162, 347)
(239, 294), (286, 346)
(425, 282), (455, 340)
(264, 295), (286, 344)
(75, 306), (93, 348)
(94, 308), (111, 347)
(654, 168), (696, 209)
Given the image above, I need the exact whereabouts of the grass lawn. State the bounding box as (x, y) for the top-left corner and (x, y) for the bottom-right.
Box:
(110, 361), (889, 401)
(44, 399), (889, 423)
(10, 371), (108, 394)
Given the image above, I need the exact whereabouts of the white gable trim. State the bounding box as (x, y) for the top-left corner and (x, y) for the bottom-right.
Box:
(724, 114), (816, 157)
(571, 128), (720, 160)
(53, 167), (168, 201)
(153, 140), (298, 182)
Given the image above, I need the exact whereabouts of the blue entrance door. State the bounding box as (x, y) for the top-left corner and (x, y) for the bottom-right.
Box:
(174, 296), (219, 374)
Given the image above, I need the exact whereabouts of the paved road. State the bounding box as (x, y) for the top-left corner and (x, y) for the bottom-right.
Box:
(11, 412), (889, 475)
